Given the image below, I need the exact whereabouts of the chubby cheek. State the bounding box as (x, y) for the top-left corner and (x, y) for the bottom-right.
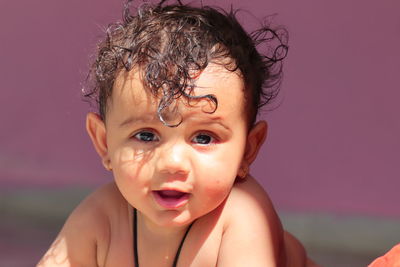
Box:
(110, 146), (153, 194)
(203, 180), (232, 199)
(195, 152), (242, 200)
(197, 168), (237, 210)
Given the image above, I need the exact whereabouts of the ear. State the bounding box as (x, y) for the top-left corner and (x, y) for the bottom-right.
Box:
(86, 112), (111, 170)
(243, 120), (268, 165)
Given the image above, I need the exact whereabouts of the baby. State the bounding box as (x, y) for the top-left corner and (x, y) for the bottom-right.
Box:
(38, 0), (311, 266)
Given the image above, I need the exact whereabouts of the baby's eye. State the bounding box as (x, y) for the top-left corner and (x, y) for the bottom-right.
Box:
(133, 130), (159, 142)
(192, 133), (215, 145)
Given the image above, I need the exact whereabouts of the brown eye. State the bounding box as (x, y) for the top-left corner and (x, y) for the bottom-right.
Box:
(134, 131), (159, 142)
(192, 133), (213, 145)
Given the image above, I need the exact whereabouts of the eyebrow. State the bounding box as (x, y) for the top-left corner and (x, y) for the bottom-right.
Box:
(193, 117), (231, 131)
(118, 115), (156, 128)
(118, 114), (230, 131)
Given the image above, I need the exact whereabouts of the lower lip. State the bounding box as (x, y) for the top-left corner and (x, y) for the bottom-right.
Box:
(152, 192), (190, 209)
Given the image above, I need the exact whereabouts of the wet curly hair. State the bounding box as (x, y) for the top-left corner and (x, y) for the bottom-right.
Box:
(84, 0), (288, 127)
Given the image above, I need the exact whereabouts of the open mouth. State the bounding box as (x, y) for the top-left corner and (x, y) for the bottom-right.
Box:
(152, 190), (190, 209)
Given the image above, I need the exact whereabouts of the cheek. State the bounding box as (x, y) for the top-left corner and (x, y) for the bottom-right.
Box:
(199, 163), (237, 201)
(111, 146), (154, 184)
(196, 148), (244, 201)
(113, 146), (146, 164)
(203, 179), (233, 197)
(197, 176), (235, 213)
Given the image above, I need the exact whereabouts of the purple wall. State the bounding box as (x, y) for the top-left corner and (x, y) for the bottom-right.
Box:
(1, 0), (399, 217)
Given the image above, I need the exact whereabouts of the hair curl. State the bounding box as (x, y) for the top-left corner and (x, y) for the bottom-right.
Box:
(84, 0), (288, 127)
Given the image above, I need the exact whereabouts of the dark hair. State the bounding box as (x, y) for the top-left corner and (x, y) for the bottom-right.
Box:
(84, 0), (288, 127)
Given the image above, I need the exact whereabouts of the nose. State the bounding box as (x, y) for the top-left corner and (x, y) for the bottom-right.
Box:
(156, 141), (190, 176)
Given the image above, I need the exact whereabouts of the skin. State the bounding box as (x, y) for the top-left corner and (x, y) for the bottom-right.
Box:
(38, 63), (312, 267)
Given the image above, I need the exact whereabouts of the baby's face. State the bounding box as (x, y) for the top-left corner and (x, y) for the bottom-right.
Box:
(104, 63), (249, 228)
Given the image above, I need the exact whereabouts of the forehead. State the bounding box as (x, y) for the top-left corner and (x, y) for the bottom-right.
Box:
(106, 63), (246, 126)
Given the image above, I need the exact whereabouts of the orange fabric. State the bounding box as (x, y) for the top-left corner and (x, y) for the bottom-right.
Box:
(369, 244), (400, 267)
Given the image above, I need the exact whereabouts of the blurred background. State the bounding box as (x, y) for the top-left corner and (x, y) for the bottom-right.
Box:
(1, 0), (399, 266)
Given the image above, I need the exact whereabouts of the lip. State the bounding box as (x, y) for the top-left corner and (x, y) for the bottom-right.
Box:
(152, 190), (190, 209)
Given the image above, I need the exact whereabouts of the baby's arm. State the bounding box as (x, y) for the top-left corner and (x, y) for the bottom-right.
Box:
(37, 185), (110, 267)
(217, 176), (307, 267)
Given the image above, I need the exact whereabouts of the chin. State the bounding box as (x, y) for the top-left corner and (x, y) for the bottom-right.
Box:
(154, 209), (195, 227)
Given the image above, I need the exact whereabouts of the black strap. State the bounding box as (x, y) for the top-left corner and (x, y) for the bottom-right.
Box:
(172, 219), (194, 267)
(133, 208), (194, 267)
(134, 208), (139, 267)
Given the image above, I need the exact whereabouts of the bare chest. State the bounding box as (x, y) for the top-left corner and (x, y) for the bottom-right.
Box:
(98, 215), (223, 267)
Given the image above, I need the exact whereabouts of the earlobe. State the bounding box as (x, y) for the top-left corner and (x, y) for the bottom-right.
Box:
(86, 112), (111, 170)
(243, 120), (268, 165)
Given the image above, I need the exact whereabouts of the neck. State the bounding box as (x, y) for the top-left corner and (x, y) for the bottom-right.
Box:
(134, 209), (194, 266)
(137, 210), (190, 241)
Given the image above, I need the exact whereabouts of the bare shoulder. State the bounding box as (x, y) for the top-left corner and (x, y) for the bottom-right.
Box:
(217, 176), (284, 266)
(37, 182), (123, 267)
(219, 176), (309, 267)
(225, 175), (282, 233)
